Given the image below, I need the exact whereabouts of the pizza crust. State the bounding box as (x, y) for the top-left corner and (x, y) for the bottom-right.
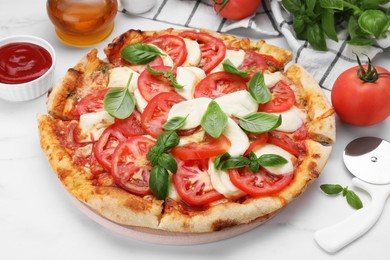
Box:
(38, 114), (164, 229)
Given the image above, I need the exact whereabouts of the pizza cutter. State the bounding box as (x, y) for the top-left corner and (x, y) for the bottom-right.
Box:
(314, 137), (390, 253)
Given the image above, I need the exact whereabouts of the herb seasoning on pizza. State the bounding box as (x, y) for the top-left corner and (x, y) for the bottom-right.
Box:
(38, 28), (335, 233)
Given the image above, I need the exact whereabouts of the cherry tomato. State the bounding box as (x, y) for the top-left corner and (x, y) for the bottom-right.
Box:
(258, 81), (295, 113)
(174, 159), (224, 205)
(331, 64), (390, 126)
(74, 88), (108, 116)
(93, 111), (145, 172)
(146, 35), (188, 66)
(193, 71), (247, 99)
(111, 136), (155, 195)
(239, 50), (280, 79)
(138, 65), (176, 101)
(141, 92), (185, 138)
(179, 31), (226, 73)
(171, 134), (231, 161)
(212, 0), (261, 20)
(229, 167), (294, 196)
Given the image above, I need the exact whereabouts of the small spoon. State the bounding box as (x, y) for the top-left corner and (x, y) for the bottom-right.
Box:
(314, 137), (390, 253)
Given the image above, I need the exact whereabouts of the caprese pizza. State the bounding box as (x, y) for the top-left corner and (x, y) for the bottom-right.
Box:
(38, 28), (335, 233)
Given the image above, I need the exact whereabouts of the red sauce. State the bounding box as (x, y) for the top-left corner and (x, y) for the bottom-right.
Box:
(0, 42), (52, 84)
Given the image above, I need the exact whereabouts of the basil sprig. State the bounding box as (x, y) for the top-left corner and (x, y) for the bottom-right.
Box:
(201, 101), (228, 138)
(104, 74), (136, 119)
(216, 151), (288, 173)
(121, 43), (166, 65)
(222, 59), (255, 78)
(237, 112), (282, 134)
(320, 184), (363, 210)
(248, 70), (272, 104)
(147, 65), (184, 89)
(282, 0), (390, 50)
(147, 131), (180, 200)
(162, 115), (188, 131)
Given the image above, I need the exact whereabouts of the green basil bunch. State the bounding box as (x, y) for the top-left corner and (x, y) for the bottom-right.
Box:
(282, 0), (390, 51)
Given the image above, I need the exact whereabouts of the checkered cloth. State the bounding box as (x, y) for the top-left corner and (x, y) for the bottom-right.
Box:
(120, 0), (390, 91)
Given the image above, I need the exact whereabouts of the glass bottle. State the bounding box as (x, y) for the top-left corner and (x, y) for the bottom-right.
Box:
(47, 0), (118, 47)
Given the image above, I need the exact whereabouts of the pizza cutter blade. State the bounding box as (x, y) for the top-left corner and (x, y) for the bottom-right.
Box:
(314, 137), (390, 253)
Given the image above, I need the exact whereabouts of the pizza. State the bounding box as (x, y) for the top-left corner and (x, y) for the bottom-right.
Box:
(38, 28), (335, 233)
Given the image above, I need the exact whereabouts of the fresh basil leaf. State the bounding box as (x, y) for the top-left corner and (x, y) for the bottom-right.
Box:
(248, 70), (272, 104)
(306, 0), (317, 16)
(214, 152), (231, 170)
(147, 145), (165, 165)
(307, 23), (328, 51)
(322, 8), (339, 42)
(358, 10), (389, 38)
(166, 72), (184, 89)
(156, 131), (180, 151)
(162, 115), (188, 131)
(104, 86), (136, 119)
(237, 112), (281, 134)
(221, 156), (250, 171)
(157, 153), (177, 174)
(282, 0), (301, 13)
(319, 0), (343, 10)
(222, 59), (253, 78)
(293, 15), (306, 35)
(149, 165), (170, 200)
(345, 190), (363, 209)
(121, 43), (165, 65)
(348, 37), (374, 46)
(201, 101), (227, 138)
(258, 154), (288, 167)
(249, 160), (260, 173)
(360, 0), (390, 10)
(320, 184), (343, 195)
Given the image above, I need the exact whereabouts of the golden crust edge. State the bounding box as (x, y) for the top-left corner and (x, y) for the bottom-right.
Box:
(37, 114), (163, 229)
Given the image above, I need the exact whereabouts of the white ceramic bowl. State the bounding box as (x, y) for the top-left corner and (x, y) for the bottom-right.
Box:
(0, 35), (56, 102)
(119, 0), (156, 14)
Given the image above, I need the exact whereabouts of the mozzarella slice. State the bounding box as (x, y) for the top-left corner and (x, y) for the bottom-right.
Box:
(272, 106), (306, 132)
(134, 88), (148, 113)
(78, 111), (115, 143)
(167, 97), (212, 129)
(253, 144), (294, 175)
(263, 71), (283, 88)
(178, 130), (205, 146)
(107, 67), (139, 92)
(182, 38), (202, 66)
(175, 66), (206, 100)
(223, 118), (249, 157)
(209, 159), (246, 199)
(215, 90), (258, 117)
(168, 176), (181, 201)
(210, 49), (246, 73)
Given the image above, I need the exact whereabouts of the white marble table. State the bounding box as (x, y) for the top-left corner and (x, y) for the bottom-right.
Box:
(1, 1), (389, 259)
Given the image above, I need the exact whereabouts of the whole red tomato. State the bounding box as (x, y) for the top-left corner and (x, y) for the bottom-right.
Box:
(331, 63), (390, 126)
(212, 0), (261, 20)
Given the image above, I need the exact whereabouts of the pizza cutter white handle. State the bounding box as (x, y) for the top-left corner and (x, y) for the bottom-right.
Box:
(314, 177), (390, 253)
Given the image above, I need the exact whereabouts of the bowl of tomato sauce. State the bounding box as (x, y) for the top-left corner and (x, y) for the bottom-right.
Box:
(0, 35), (56, 102)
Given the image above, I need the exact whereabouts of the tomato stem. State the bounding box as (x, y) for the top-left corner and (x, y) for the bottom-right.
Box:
(355, 53), (390, 83)
(213, 0), (230, 14)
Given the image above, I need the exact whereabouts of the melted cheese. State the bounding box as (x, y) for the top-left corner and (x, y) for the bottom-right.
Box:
(108, 67), (139, 92)
(223, 118), (249, 157)
(182, 38), (202, 66)
(175, 66), (206, 100)
(272, 106), (306, 132)
(264, 71), (283, 88)
(211, 49), (246, 73)
(78, 111), (115, 143)
(215, 90), (258, 117)
(134, 88), (148, 113)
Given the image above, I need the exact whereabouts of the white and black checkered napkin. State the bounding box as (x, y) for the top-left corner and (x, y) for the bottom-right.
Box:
(121, 0), (389, 91)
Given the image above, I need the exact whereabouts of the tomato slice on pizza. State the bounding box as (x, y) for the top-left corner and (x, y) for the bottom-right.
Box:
(193, 71), (247, 99)
(174, 159), (224, 205)
(141, 91), (185, 138)
(179, 31), (226, 73)
(145, 35), (188, 66)
(111, 136), (155, 196)
(258, 81), (296, 113)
